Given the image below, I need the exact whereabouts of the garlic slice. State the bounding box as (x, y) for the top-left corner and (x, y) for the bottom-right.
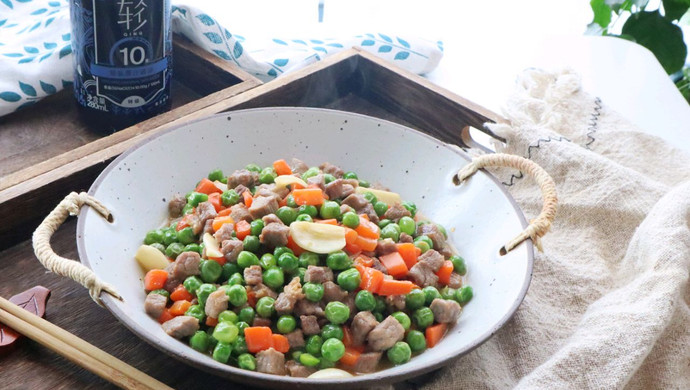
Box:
(307, 368), (354, 379)
(274, 174), (307, 190)
(135, 245), (170, 271)
(213, 181), (228, 192)
(202, 233), (224, 258)
(289, 221), (346, 254)
(355, 186), (402, 206)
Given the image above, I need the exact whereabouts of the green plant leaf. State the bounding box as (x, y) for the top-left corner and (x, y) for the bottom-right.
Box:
(591, 0), (612, 28)
(621, 10), (687, 74)
(663, 0), (690, 20)
(585, 22), (606, 35)
(605, 0), (632, 13)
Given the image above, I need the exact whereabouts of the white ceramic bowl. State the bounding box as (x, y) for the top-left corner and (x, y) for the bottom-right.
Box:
(77, 107), (532, 388)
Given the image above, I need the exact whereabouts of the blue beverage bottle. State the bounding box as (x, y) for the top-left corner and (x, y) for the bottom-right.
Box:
(70, 0), (172, 133)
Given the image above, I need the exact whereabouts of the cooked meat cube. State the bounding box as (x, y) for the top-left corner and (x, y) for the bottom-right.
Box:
(375, 238), (398, 256)
(399, 233), (414, 243)
(249, 195), (279, 220)
(418, 249), (444, 272)
(202, 219), (214, 235)
(255, 183), (290, 200)
(300, 315), (321, 335)
(343, 292), (357, 319)
(350, 311), (378, 346)
(274, 277), (305, 315)
(322, 281), (348, 303)
(367, 315), (405, 351)
(256, 348), (286, 375)
(340, 204), (355, 215)
(163, 275), (182, 293)
(286, 329), (305, 349)
(162, 316), (199, 339)
(324, 179), (356, 200)
(169, 251), (201, 280)
(407, 261), (439, 287)
(205, 289), (229, 318)
(448, 272), (463, 289)
(168, 194), (187, 218)
(227, 169), (258, 188)
(294, 299), (325, 318)
(291, 158), (310, 175)
(306, 174), (326, 191)
(417, 224), (447, 250)
(186, 213), (203, 235)
(196, 201), (217, 225)
(243, 265), (263, 286)
(342, 194), (379, 223)
(251, 283), (278, 299)
(221, 239), (243, 263)
(259, 223), (289, 248)
(372, 258), (388, 274)
(430, 298), (462, 323)
(383, 203), (411, 221)
(262, 213), (284, 225)
(439, 245), (454, 258)
(214, 223), (234, 243)
(285, 360), (316, 378)
(359, 203), (379, 223)
(354, 352), (383, 373)
(144, 293), (167, 319)
(304, 266), (334, 283)
(234, 184), (250, 196)
(230, 203), (252, 223)
(385, 295), (406, 312)
(319, 162), (344, 178)
(253, 317), (273, 327)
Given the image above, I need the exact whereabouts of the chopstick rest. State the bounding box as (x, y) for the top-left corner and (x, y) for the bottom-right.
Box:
(0, 286), (51, 355)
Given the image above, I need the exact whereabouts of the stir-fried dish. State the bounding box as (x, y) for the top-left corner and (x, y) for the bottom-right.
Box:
(136, 158), (473, 378)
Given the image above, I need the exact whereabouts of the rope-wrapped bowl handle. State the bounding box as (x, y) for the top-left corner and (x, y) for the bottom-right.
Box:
(453, 153), (557, 254)
(32, 192), (122, 306)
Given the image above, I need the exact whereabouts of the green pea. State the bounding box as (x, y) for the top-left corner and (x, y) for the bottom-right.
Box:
(238, 307), (255, 324)
(225, 284), (247, 307)
(183, 276), (202, 294)
(402, 201), (417, 217)
(378, 219), (392, 229)
(414, 240), (431, 254)
(319, 201), (341, 220)
(255, 296), (275, 318)
(321, 324), (343, 340)
(456, 286), (474, 304)
(227, 272), (244, 286)
(325, 302), (350, 325)
(149, 289), (169, 299)
(355, 290), (376, 311)
(423, 286), (441, 306)
(436, 224), (448, 239)
(358, 180), (370, 188)
(341, 212), (360, 228)
(398, 217), (416, 236)
(276, 206), (298, 225)
(286, 195), (298, 208)
(440, 286), (457, 300)
(391, 312), (411, 330)
(303, 282), (324, 302)
(277, 315), (297, 334)
(218, 310), (238, 324)
(189, 330), (211, 352)
(181, 204), (194, 215)
(232, 336), (248, 356)
(450, 255), (466, 276)
(259, 167), (277, 184)
(414, 235), (434, 249)
(221, 190), (240, 206)
(200, 260), (222, 283)
(298, 252), (320, 268)
(259, 253), (276, 270)
(149, 243), (166, 254)
(165, 242), (185, 259)
(236, 322), (250, 334)
(363, 192), (377, 204)
(343, 171), (358, 180)
(247, 219), (264, 237)
(242, 235), (260, 253)
(319, 358), (336, 369)
(186, 192), (209, 207)
(301, 167), (320, 181)
(274, 246), (294, 258)
(212, 321), (239, 344)
(326, 251), (351, 271)
(406, 330), (427, 353)
(183, 243), (202, 255)
(387, 341), (412, 365)
(196, 284), (217, 306)
(298, 204), (318, 217)
(323, 173), (336, 184)
(212, 341), (232, 363)
(237, 353), (256, 370)
(296, 267), (307, 284)
(278, 253), (299, 272)
(206, 328), (218, 350)
(299, 353), (321, 367)
(144, 229), (164, 245)
(413, 307), (435, 329)
(381, 223), (401, 241)
(337, 268), (361, 291)
(237, 251), (260, 268)
(221, 263), (240, 281)
(374, 297), (387, 313)
(373, 312), (384, 322)
(208, 169), (224, 182)
(321, 338), (345, 361)
(373, 201), (388, 217)
(245, 163), (261, 172)
(185, 304), (205, 323)
(295, 214), (313, 222)
(263, 267), (285, 290)
(162, 230), (178, 246)
(305, 335), (323, 355)
(405, 289), (426, 311)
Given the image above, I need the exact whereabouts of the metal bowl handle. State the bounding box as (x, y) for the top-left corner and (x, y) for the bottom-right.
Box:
(453, 153), (558, 254)
(32, 192), (122, 306)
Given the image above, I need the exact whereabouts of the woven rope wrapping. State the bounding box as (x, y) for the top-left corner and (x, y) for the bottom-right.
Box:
(32, 192), (122, 306)
(454, 153), (558, 253)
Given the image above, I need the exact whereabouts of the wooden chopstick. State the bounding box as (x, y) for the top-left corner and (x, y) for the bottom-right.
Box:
(0, 296), (172, 390)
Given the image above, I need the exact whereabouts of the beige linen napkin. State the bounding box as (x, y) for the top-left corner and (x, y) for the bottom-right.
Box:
(420, 69), (690, 389)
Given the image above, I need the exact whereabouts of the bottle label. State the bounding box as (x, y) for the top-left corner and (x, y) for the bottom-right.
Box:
(72, 0), (172, 115)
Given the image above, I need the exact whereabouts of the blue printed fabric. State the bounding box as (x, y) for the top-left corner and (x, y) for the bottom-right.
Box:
(0, 1), (443, 117)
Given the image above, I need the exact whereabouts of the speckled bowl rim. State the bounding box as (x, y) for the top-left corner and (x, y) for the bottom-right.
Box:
(77, 107), (533, 388)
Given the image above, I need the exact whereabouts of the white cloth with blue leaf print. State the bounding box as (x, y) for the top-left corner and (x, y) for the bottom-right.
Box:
(0, 1), (443, 117)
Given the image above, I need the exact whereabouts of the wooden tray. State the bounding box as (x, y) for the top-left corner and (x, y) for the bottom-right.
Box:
(0, 47), (503, 389)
